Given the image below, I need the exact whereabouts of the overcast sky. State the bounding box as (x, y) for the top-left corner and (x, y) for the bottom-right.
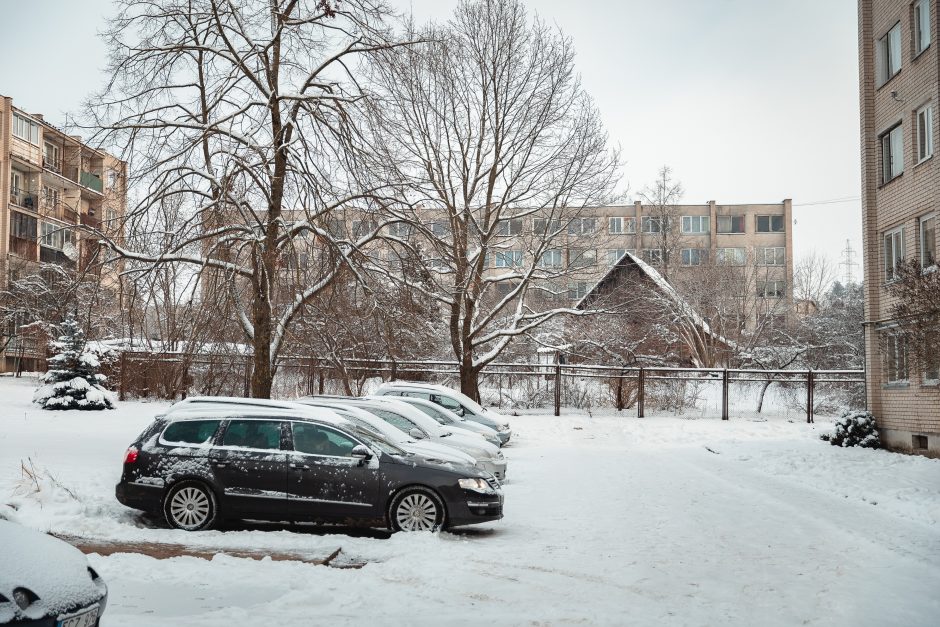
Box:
(0, 0), (863, 279)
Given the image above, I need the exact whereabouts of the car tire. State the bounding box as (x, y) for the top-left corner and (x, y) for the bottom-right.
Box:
(163, 480), (218, 531)
(389, 486), (446, 532)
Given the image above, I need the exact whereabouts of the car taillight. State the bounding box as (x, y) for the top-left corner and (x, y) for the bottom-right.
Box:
(124, 447), (139, 464)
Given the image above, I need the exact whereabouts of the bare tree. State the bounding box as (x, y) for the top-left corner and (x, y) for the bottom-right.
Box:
(638, 166), (684, 280)
(369, 0), (621, 400)
(82, 0), (407, 397)
(793, 251), (837, 304)
(889, 260), (940, 380)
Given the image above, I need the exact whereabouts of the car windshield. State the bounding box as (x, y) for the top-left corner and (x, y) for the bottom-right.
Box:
(408, 402), (451, 425)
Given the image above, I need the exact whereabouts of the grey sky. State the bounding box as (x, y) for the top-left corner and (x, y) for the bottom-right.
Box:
(1, 0), (863, 276)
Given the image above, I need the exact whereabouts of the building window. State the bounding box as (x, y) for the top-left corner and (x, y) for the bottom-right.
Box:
(388, 222), (412, 238)
(567, 281), (590, 300)
(43, 143), (61, 173)
(757, 280), (786, 298)
(757, 247), (786, 266)
(884, 227), (905, 281)
(756, 215), (785, 233)
(41, 222), (75, 250)
(569, 248), (596, 269)
(914, 0), (931, 55)
(567, 217), (596, 236)
(533, 218), (562, 235)
(916, 104), (933, 163)
(606, 249), (628, 266)
(876, 22), (902, 86)
(641, 248), (663, 266)
(881, 123), (904, 183)
(921, 214), (937, 268)
(924, 332), (940, 383)
(716, 215), (745, 234)
(493, 282), (515, 298)
(352, 219), (378, 237)
(496, 218), (523, 236)
(494, 250), (523, 268)
(12, 113), (39, 144)
(681, 248), (707, 266)
(424, 221), (450, 237)
(716, 247), (746, 265)
(539, 249), (563, 268)
(642, 216), (666, 233)
(681, 216), (709, 234)
(884, 333), (909, 383)
(608, 217), (636, 234)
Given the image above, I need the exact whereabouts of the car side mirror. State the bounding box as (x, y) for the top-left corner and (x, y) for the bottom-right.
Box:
(351, 444), (373, 464)
(409, 427), (426, 440)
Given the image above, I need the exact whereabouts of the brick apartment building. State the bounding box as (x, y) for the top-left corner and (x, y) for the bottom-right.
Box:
(859, 0), (939, 455)
(1, 95), (126, 372)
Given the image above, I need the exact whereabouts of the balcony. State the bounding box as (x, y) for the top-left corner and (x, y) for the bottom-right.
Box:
(43, 157), (61, 175)
(80, 171), (103, 194)
(10, 189), (38, 211)
(8, 236), (38, 260)
(80, 214), (102, 231)
(40, 246), (76, 269)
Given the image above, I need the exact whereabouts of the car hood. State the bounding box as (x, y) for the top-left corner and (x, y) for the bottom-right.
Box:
(0, 521), (106, 621)
(434, 432), (501, 459)
(401, 440), (478, 466)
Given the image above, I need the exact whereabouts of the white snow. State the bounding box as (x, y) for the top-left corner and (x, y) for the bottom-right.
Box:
(0, 375), (938, 626)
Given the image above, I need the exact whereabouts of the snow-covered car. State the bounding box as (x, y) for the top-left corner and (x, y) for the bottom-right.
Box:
(391, 396), (501, 447)
(313, 396), (507, 480)
(374, 381), (512, 445)
(0, 520), (108, 626)
(115, 407), (504, 531)
(293, 398), (481, 468)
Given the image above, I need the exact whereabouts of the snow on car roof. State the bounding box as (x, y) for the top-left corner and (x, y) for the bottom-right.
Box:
(163, 404), (351, 428)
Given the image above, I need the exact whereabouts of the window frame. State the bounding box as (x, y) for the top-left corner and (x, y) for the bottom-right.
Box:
(641, 248), (663, 266)
(680, 248), (707, 266)
(567, 217), (597, 236)
(880, 122), (905, 183)
(716, 247), (746, 266)
(755, 215), (785, 233)
(757, 247), (786, 266)
(494, 250), (524, 268)
(538, 249), (563, 268)
(920, 213), (937, 269)
(916, 103), (933, 163)
(12, 113), (39, 145)
(159, 419), (224, 448)
(884, 226), (905, 282)
(681, 215), (710, 234)
(914, 0), (931, 57)
(884, 332), (910, 384)
(568, 248), (597, 269)
(716, 215), (746, 234)
(877, 21), (903, 86)
(495, 217), (523, 236)
(533, 218), (562, 236)
(757, 280), (786, 299)
(641, 216), (666, 234)
(606, 248), (628, 266)
(567, 281), (590, 301)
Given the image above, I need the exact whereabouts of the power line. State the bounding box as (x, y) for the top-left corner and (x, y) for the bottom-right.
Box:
(793, 196), (861, 207)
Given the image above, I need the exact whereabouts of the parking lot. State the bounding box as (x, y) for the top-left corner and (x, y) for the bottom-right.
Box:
(1, 375), (939, 626)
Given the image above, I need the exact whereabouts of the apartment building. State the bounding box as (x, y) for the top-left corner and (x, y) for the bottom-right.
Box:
(480, 200), (794, 333)
(1, 95), (126, 371)
(859, 1), (939, 456)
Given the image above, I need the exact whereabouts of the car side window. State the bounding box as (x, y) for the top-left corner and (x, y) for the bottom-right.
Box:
(292, 422), (358, 457)
(221, 420), (283, 450)
(162, 420), (222, 445)
(432, 394), (467, 415)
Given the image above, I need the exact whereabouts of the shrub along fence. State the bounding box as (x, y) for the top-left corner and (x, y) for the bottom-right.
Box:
(115, 351), (865, 422)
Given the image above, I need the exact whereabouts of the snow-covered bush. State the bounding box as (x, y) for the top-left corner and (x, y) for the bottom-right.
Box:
(33, 315), (116, 410)
(821, 410), (880, 448)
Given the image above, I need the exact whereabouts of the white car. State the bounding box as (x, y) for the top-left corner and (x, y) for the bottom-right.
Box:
(393, 396), (502, 447)
(311, 396), (507, 480)
(293, 398), (480, 469)
(374, 381), (512, 445)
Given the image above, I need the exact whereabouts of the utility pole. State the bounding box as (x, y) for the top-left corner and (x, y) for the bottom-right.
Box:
(839, 239), (859, 286)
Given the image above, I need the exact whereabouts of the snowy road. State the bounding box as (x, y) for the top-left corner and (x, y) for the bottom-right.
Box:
(1, 376), (939, 626)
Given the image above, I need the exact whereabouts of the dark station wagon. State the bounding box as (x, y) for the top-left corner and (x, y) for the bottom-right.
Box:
(115, 407), (504, 532)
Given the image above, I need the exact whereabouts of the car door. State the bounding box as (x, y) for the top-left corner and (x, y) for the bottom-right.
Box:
(210, 418), (288, 518)
(287, 421), (381, 523)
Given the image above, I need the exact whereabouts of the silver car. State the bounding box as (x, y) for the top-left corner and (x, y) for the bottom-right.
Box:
(384, 396), (501, 447)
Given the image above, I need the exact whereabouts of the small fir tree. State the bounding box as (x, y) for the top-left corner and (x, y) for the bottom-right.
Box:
(34, 315), (116, 410)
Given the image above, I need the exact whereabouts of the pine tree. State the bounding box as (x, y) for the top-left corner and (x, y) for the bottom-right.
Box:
(34, 314), (116, 410)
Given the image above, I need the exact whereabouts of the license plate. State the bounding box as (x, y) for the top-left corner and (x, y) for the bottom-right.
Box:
(58, 605), (99, 627)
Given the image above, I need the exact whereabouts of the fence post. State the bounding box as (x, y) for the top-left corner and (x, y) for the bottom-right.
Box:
(118, 351), (126, 402)
(721, 368), (729, 421)
(390, 359), (397, 382)
(637, 367), (645, 418)
(807, 369), (815, 424)
(553, 361), (561, 416)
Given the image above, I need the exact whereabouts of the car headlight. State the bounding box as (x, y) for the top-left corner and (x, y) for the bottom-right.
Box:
(458, 477), (496, 494)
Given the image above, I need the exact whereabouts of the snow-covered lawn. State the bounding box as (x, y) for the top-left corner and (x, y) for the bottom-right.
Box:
(1, 375), (939, 626)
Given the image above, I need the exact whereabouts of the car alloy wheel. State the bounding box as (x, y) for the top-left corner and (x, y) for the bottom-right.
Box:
(164, 481), (217, 531)
(391, 488), (444, 532)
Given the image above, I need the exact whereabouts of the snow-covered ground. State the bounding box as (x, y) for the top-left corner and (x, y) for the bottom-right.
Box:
(1, 375), (939, 626)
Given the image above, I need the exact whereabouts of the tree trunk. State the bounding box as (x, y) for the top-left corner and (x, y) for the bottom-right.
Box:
(459, 362), (481, 403)
(250, 276), (273, 398)
(755, 378), (773, 413)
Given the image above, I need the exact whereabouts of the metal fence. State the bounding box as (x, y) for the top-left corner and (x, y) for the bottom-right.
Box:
(116, 351), (865, 423)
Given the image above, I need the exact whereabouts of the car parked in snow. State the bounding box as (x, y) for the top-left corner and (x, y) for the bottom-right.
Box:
(0, 519), (108, 627)
(392, 396), (501, 447)
(115, 407), (503, 532)
(374, 382), (513, 445)
(306, 396), (508, 480)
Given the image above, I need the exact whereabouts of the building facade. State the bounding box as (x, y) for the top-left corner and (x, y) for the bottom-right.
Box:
(859, 1), (939, 455)
(1, 95), (126, 371)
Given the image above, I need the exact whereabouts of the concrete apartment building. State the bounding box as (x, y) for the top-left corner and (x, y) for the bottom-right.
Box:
(481, 200), (793, 332)
(1, 95), (126, 372)
(859, 1), (939, 456)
